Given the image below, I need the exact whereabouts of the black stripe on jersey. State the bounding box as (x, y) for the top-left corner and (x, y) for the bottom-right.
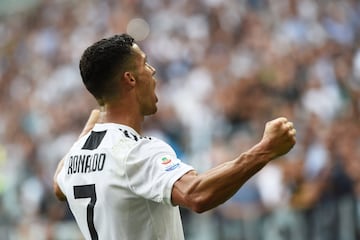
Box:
(119, 128), (151, 141)
(123, 130), (131, 138)
(82, 131), (107, 150)
(132, 133), (138, 141)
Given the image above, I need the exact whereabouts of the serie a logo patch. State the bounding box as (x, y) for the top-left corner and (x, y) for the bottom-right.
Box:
(160, 156), (180, 172)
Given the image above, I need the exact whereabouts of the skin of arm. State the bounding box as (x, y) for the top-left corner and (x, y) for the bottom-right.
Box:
(53, 109), (101, 201)
(172, 117), (296, 213)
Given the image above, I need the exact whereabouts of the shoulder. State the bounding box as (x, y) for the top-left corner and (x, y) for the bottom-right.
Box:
(122, 134), (178, 168)
(134, 135), (176, 156)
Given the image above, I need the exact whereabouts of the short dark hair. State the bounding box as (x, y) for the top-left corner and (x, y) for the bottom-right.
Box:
(79, 34), (135, 105)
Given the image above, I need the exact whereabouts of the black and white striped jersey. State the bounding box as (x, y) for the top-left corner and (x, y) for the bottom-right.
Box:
(57, 123), (193, 240)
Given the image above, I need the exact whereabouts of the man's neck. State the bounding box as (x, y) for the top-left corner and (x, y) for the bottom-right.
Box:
(100, 103), (143, 134)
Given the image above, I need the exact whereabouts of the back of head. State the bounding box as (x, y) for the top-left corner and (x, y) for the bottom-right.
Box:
(79, 34), (135, 105)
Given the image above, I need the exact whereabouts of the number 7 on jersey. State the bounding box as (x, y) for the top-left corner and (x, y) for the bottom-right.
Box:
(73, 184), (99, 240)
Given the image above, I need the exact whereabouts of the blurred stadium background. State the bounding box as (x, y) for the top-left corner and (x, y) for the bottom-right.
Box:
(1, 0), (360, 239)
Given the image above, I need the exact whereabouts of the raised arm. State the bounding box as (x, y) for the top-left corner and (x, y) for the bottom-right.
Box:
(171, 117), (296, 213)
(53, 109), (101, 201)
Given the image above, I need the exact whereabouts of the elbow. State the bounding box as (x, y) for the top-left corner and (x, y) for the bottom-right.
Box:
(192, 206), (208, 214)
(187, 194), (214, 214)
(53, 180), (66, 202)
(189, 203), (207, 214)
(53, 159), (66, 201)
(54, 186), (67, 202)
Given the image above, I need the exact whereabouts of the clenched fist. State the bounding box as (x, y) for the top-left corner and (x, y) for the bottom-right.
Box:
(260, 117), (296, 160)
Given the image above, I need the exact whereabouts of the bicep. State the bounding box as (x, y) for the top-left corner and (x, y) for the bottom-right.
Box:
(171, 170), (199, 207)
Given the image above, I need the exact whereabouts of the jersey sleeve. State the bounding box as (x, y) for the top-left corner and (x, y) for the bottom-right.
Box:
(125, 138), (194, 205)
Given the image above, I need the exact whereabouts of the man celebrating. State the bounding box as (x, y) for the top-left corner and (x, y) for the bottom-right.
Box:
(53, 34), (296, 240)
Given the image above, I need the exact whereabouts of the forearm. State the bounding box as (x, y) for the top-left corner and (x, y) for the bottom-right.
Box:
(173, 143), (272, 213)
(202, 147), (270, 207)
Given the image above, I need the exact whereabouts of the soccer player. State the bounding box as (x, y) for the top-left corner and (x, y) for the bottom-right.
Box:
(53, 34), (296, 240)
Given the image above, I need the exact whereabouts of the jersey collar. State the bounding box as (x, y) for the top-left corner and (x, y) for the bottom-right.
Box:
(93, 123), (141, 137)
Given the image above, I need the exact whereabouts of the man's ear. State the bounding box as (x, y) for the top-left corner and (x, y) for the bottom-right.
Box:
(124, 71), (136, 87)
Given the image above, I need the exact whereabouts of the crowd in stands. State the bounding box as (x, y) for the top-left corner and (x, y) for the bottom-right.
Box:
(1, 0), (360, 239)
